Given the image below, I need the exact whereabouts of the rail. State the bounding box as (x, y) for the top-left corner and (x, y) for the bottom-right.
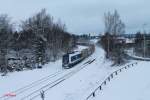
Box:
(22, 59), (96, 100)
(125, 53), (150, 61)
(85, 62), (138, 100)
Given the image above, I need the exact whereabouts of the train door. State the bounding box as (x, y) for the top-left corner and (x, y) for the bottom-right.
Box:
(62, 54), (69, 67)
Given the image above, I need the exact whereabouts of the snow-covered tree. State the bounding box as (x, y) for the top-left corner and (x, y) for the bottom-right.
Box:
(101, 10), (126, 65)
(0, 14), (13, 74)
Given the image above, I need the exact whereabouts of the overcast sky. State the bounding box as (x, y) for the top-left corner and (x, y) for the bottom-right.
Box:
(0, 0), (150, 35)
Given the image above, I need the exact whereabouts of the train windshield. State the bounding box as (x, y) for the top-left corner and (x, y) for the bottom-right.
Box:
(63, 54), (69, 64)
(71, 54), (82, 62)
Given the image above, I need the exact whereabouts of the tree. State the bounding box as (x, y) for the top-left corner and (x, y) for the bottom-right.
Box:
(35, 38), (46, 68)
(20, 8), (76, 64)
(100, 32), (112, 58)
(102, 10), (126, 65)
(0, 9), (76, 74)
(104, 10), (125, 35)
(135, 31), (144, 45)
(0, 14), (13, 74)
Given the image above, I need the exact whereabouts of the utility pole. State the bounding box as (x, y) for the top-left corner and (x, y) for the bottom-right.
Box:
(144, 33), (146, 58)
(107, 35), (110, 58)
(143, 23), (147, 58)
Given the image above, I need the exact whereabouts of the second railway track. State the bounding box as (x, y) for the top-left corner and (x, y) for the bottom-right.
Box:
(2, 58), (96, 100)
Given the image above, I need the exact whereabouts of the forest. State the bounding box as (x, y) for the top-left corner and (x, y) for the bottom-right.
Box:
(0, 9), (77, 74)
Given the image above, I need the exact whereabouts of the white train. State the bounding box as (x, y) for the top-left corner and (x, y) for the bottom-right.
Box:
(62, 44), (95, 68)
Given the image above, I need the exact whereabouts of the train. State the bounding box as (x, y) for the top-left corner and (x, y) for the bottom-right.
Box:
(62, 44), (95, 69)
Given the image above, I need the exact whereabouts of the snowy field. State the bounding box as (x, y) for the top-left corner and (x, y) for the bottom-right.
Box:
(0, 60), (62, 98)
(38, 46), (136, 100)
(0, 45), (90, 99)
(0, 41), (141, 100)
(90, 61), (150, 100)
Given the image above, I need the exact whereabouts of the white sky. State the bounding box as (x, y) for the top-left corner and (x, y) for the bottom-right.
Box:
(0, 0), (150, 35)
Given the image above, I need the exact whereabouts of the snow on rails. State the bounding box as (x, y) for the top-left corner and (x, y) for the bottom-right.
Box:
(1, 44), (95, 100)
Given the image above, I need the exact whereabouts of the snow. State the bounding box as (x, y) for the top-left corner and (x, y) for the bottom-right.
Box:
(75, 45), (88, 51)
(69, 51), (81, 57)
(90, 39), (99, 44)
(0, 44), (113, 100)
(35, 46), (109, 100)
(125, 38), (134, 44)
(0, 55), (95, 100)
(1, 41), (147, 100)
(0, 43), (98, 99)
(31, 46), (133, 100)
(0, 60), (62, 98)
(90, 61), (150, 100)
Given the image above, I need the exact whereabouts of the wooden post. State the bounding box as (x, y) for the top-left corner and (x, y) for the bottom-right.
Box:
(111, 74), (113, 78)
(100, 86), (102, 90)
(108, 77), (110, 81)
(115, 71), (118, 75)
(92, 92), (95, 97)
(104, 81), (106, 85)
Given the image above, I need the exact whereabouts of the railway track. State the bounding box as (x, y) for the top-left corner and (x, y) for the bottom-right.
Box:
(22, 58), (96, 100)
(1, 71), (63, 100)
(1, 58), (96, 100)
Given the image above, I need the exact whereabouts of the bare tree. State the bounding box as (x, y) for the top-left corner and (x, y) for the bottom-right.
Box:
(104, 10), (125, 35)
(102, 10), (126, 65)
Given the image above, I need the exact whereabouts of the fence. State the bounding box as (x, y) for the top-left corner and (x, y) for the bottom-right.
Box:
(85, 62), (138, 100)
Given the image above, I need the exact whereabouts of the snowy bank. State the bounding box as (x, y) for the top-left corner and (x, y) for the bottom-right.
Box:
(90, 61), (150, 100)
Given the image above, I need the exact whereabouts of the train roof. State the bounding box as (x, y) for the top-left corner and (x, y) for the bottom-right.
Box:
(69, 51), (81, 57)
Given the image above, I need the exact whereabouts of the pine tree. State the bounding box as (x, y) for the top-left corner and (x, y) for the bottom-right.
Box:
(35, 38), (45, 68)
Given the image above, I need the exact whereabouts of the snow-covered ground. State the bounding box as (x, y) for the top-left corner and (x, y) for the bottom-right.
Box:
(90, 61), (150, 100)
(0, 54), (93, 99)
(0, 44), (95, 99)
(38, 46), (136, 100)
(34, 45), (111, 100)
(90, 39), (99, 44)
(0, 41), (140, 100)
(0, 60), (62, 98)
(75, 45), (88, 51)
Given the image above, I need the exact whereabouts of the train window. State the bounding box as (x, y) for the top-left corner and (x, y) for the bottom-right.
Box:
(71, 56), (76, 61)
(78, 54), (81, 58)
(78, 54), (82, 58)
(71, 54), (82, 62)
